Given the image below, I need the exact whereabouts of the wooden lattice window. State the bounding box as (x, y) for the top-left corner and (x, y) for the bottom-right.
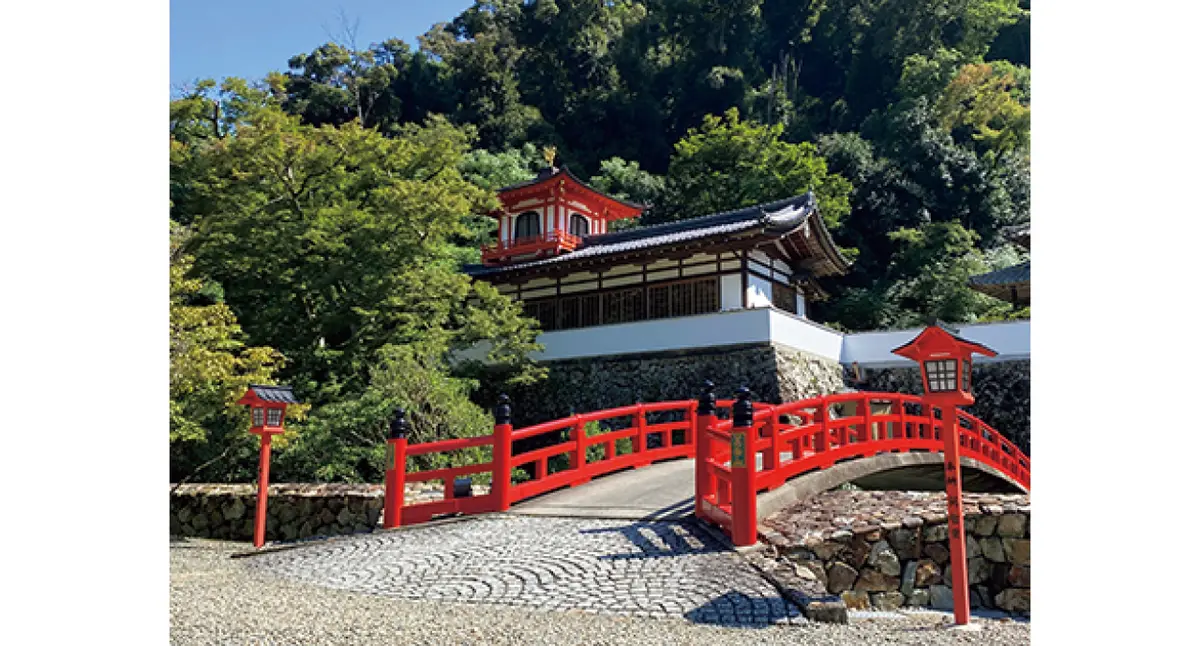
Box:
(771, 284), (797, 313)
(648, 284), (671, 319)
(604, 288), (643, 324)
(558, 295), (581, 329)
(695, 278), (719, 314)
(523, 299), (558, 331)
(579, 293), (601, 327)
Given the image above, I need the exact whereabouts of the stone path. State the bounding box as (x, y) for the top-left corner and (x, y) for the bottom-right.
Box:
(245, 515), (804, 626)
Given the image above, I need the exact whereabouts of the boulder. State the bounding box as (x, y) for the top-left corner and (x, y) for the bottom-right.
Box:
(923, 524), (948, 542)
(898, 562), (917, 597)
(1007, 566), (1031, 588)
(965, 535), (982, 559)
(337, 506), (354, 525)
(974, 514), (998, 536)
(867, 541), (902, 576)
(914, 559), (942, 587)
(826, 562), (858, 594)
(980, 537), (1006, 563)
(923, 543), (950, 564)
(812, 541), (845, 560)
(888, 528), (920, 560)
(871, 591), (905, 611)
(995, 588), (1031, 615)
(930, 585), (954, 610)
(222, 498), (246, 521)
(1003, 538), (1031, 566)
(841, 591), (870, 610)
(854, 568), (900, 592)
(997, 514), (1027, 538)
(907, 588), (931, 607)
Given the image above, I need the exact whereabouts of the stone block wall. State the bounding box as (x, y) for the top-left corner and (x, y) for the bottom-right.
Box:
(170, 484), (385, 542)
(170, 482), (494, 543)
(483, 342), (845, 427)
(762, 491), (1031, 616)
(859, 360), (1030, 454)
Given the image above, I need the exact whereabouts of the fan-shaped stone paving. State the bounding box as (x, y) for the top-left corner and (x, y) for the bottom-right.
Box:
(244, 515), (804, 626)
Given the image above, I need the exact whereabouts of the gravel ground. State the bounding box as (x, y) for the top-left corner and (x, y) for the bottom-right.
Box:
(171, 536), (1030, 645)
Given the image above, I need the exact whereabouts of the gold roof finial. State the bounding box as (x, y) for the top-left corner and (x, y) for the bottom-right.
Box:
(542, 145), (557, 169)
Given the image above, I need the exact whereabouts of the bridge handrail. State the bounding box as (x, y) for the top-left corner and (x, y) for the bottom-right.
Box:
(385, 390), (1030, 533)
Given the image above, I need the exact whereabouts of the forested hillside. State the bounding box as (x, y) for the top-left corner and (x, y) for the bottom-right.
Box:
(170, 0), (1030, 484)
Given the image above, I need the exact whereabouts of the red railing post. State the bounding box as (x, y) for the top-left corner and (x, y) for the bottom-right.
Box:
(694, 381), (717, 518)
(730, 387), (759, 547)
(383, 408), (410, 530)
(570, 415), (585, 471)
(684, 402), (697, 458)
(492, 395), (514, 512)
(633, 404), (650, 467)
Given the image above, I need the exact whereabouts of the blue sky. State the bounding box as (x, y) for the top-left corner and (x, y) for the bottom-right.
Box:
(171, 0), (473, 92)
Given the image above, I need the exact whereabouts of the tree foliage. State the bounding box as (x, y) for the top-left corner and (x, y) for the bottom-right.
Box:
(170, 0), (1032, 481)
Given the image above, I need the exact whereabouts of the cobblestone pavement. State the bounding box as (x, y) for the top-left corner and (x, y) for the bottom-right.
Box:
(173, 535), (1031, 645)
(245, 515), (803, 626)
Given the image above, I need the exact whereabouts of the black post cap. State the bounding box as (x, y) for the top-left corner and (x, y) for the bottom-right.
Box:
(697, 380), (717, 416)
(494, 394), (513, 425)
(733, 386), (754, 428)
(388, 407), (410, 440)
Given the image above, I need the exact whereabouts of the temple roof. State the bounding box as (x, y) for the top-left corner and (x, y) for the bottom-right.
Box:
(464, 192), (850, 278)
(497, 164), (646, 211)
(968, 261), (1030, 305)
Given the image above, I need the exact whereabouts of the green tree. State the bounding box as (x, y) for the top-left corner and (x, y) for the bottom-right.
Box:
(170, 222), (287, 482)
(653, 109), (852, 230)
(275, 342), (494, 483)
(180, 104), (545, 406)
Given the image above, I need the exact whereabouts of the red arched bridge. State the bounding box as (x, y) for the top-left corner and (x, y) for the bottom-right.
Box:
(383, 388), (1030, 547)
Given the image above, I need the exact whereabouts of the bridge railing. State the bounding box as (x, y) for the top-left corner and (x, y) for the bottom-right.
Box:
(694, 391), (1032, 545)
(385, 390), (1030, 534)
(506, 400), (699, 503)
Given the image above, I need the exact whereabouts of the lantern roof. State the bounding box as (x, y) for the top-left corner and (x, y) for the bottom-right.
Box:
(237, 384), (300, 406)
(891, 322), (998, 361)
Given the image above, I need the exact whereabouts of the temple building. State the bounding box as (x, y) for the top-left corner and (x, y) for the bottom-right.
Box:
(968, 225), (1031, 308)
(459, 163), (1031, 430)
(465, 164), (851, 331)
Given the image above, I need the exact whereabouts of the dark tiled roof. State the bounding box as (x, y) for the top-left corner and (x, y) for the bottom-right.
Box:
(969, 261), (1030, 287)
(464, 193), (845, 277)
(249, 384), (300, 404)
(497, 165), (646, 210)
(1002, 225), (1030, 250)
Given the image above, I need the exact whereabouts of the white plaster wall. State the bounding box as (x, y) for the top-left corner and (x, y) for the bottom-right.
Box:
(746, 274), (773, 308)
(767, 309), (844, 362)
(796, 292), (807, 318)
(840, 320), (1031, 367)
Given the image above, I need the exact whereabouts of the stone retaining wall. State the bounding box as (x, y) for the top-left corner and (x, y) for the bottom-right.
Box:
(761, 490), (1031, 616)
(858, 360), (1030, 454)
(169, 482), (489, 543)
(483, 342), (845, 427)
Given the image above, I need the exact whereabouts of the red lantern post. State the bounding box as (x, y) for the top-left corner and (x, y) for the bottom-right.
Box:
(236, 385), (300, 548)
(892, 324), (997, 626)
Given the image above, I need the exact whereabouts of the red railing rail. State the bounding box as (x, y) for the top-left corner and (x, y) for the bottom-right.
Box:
(693, 391), (1031, 545)
(382, 390), (1031, 540)
(480, 230), (582, 263)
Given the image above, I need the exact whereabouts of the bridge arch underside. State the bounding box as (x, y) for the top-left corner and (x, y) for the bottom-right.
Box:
(756, 452), (1028, 521)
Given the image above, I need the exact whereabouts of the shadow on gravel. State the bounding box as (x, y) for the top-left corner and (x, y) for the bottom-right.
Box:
(579, 520), (726, 561)
(682, 591), (803, 628)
